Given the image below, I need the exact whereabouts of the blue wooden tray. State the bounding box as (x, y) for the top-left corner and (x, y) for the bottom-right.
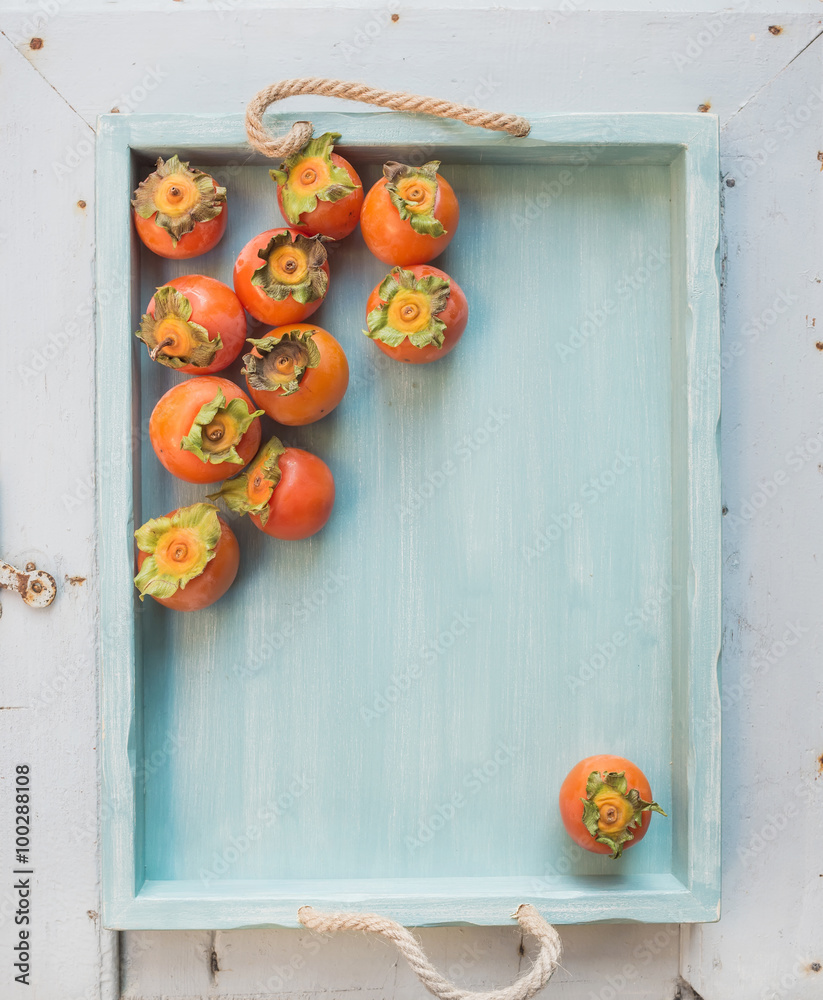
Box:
(96, 111), (721, 929)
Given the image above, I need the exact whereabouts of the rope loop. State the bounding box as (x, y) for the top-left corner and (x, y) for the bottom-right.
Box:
(245, 77), (531, 160)
(297, 903), (562, 1000)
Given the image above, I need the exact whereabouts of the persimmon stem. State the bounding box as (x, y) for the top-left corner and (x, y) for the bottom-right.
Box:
(150, 337), (175, 361)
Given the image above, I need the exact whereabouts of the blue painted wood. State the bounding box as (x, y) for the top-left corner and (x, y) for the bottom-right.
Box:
(97, 112), (720, 929)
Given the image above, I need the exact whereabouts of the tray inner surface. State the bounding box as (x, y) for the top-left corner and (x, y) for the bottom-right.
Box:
(135, 153), (677, 884)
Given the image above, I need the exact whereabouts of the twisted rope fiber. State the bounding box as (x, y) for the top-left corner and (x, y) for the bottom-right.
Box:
(297, 904), (562, 1000)
(246, 77), (531, 159)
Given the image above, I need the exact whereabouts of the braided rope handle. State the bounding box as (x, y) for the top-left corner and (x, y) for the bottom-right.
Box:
(297, 903), (562, 1000)
(245, 77), (531, 160)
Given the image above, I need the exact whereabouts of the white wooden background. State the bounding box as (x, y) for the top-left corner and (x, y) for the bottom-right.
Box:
(0, 1), (821, 997)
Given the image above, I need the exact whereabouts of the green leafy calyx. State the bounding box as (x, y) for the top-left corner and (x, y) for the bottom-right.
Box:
(207, 437), (286, 526)
(133, 502), (221, 600)
(242, 329), (321, 396)
(383, 160), (445, 237)
(580, 770), (667, 859)
(136, 285), (221, 369)
(270, 132), (358, 224)
(250, 231), (328, 304)
(365, 267), (451, 349)
(179, 389), (263, 465)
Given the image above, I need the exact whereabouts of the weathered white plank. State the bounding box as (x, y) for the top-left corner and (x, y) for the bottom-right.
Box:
(121, 920), (681, 998)
(3, 0), (822, 14)
(681, 28), (823, 1000)
(0, 30), (116, 1000)
(2, 11), (822, 129)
